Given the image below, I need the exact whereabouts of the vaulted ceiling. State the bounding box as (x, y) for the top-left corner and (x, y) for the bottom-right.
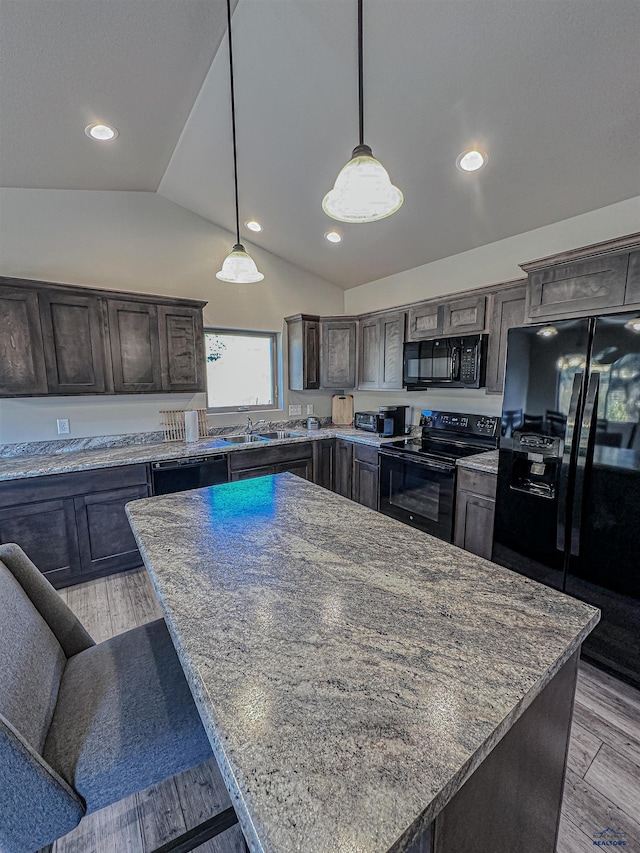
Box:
(2, 0), (639, 288)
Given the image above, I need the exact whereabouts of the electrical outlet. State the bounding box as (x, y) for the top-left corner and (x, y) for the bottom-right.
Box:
(56, 418), (70, 435)
(306, 404), (314, 415)
(288, 404), (302, 416)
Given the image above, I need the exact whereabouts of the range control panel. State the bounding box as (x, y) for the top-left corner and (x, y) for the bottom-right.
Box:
(421, 410), (499, 437)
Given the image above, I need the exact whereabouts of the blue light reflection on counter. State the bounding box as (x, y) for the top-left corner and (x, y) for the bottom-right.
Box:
(203, 475), (278, 527)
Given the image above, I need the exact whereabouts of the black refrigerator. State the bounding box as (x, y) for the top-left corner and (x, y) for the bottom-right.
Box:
(493, 312), (640, 688)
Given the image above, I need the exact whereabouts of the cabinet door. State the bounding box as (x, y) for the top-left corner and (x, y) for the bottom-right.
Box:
(378, 311), (406, 390)
(353, 460), (378, 510)
(286, 317), (321, 391)
(485, 284), (527, 394)
(274, 459), (313, 481)
(74, 484), (149, 576)
(358, 316), (380, 390)
(526, 253), (628, 320)
(0, 498), (80, 587)
(407, 302), (442, 341)
(442, 295), (486, 335)
(454, 491), (495, 560)
(0, 285), (48, 396)
(321, 320), (357, 389)
(313, 439), (335, 490)
(625, 251), (640, 305)
(107, 300), (162, 392)
(39, 290), (106, 394)
(231, 465), (277, 481)
(334, 439), (354, 498)
(158, 305), (205, 392)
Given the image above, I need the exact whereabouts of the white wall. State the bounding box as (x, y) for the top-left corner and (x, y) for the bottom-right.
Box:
(345, 197), (640, 423)
(0, 188), (344, 443)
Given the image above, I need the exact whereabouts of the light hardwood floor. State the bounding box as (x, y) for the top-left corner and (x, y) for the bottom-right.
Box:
(49, 568), (639, 853)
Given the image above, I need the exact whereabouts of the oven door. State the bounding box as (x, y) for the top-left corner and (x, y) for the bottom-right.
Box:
(378, 450), (456, 541)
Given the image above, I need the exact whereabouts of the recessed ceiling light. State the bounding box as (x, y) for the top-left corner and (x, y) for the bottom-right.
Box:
(456, 149), (486, 172)
(325, 230), (342, 243)
(245, 220), (262, 232)
(85, 123), (119, 141)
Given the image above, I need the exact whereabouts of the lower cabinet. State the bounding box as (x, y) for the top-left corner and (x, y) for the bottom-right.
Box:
(0, 464), (150, 588)
(454, 468), (497, 559)
(313, 439), (335, 491)
(229, 443), (314, 483)
(333, 439), (379, 509)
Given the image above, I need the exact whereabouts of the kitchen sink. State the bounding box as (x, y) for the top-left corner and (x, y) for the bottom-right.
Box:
(220, 434), (268, 444)
(259, 431), (301, 440)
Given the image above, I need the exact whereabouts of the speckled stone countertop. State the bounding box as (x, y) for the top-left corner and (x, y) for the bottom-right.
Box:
(126, 474), (599, 853)
(456, 449), (499, 474)
(0, 427), (400, 482)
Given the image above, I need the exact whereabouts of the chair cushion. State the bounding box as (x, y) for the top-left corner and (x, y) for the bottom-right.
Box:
(43, 618), (213, 813)
(0, 560), (66, 754)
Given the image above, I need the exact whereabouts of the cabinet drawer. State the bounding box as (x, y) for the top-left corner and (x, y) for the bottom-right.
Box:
(228, 442), (313, 471)
(0, 464), (150, 508)
(353, 442), (379, 466)
(457, 468), (497, 499)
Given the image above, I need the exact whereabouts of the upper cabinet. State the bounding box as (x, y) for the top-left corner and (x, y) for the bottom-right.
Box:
(0, 285), (48, 396)
(321, 319), (357, 389)
(407, 302), (442, 340)
(358, 311), (405, 391)
(442, 294), (486, 335)
(485, 281), (527, 394)
(0, 277), (207, 398)
(286, 315), (321, 391)
(521, 235), (640, 321)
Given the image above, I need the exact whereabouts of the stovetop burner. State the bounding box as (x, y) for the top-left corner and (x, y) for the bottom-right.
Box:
(383, 411), (499, 462)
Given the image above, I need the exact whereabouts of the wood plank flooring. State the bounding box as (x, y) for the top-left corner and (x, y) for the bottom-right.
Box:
(50, 569), (639, 853)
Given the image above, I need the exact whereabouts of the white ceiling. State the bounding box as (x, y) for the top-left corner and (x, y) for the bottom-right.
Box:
(2, 0), (639, 288)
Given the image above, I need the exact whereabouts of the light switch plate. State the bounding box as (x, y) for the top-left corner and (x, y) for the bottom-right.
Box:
(288, 404), (302, 416)
(57, 418), (70, 434)
(306, 404), (314, 415)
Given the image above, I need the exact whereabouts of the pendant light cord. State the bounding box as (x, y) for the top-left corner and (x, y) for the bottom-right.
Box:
(226, 0), (240, 246)
(358, 0), (364, 147)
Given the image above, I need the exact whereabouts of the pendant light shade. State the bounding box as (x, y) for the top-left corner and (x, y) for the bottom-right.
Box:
(322, 143), (403, 223)
(323, 0), (403, 224)
(216, 0), (263, 284)
(216, 243), (264, 283)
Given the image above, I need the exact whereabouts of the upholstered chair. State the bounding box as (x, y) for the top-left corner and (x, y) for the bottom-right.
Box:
(0, 543), (241, 853)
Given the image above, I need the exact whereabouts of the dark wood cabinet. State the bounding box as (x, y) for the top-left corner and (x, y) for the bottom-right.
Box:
(625, 251), (640, 305)
(358, 311), (405, 391)
(407, 302), (442, 341)
(158, 304), (205, 392)
(454, 468), (497, 560)
(0, 464), (150, 588)
(74, 483), (150, 576)
(321, 319), (357, 389)
(0, 277), (206, 398)
(0, 284), (48, 396)
(39, 290), (106, 394)
(524, 252), (629, 320)
(229, 442), (314, 483)
(485, 282), (527, 394)
(333, 439), (354, 498)
(313, 439), (335, 491)
(352, 443), (379, 510)
(286, 315), (321, 390)
(107, 299), (162, 393)
(442, 294), (486, 335)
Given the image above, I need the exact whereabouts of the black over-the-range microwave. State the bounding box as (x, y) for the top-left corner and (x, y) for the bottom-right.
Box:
(402, 334), (488, 390)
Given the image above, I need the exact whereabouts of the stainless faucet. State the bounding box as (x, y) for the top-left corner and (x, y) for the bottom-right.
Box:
(246, 416), (267, 434)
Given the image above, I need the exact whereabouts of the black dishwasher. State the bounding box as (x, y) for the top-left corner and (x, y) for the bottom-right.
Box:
(151, 455), (228, 495)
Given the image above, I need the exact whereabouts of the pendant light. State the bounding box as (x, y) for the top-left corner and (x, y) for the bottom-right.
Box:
(216, 0), (264, 283)
(322, 0), (403, 223)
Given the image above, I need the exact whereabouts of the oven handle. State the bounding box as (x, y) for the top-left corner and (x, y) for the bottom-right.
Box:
(379, 449), (456, 473)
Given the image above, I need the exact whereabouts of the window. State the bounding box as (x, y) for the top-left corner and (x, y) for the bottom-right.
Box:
(205, 329), (279, 412)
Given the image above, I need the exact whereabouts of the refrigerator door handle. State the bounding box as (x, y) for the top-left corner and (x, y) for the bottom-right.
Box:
(570, 372), (600, 557)
(556, 372), (584, 552)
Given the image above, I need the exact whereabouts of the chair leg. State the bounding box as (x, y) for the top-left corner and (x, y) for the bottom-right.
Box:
(150, 806), (239, 853)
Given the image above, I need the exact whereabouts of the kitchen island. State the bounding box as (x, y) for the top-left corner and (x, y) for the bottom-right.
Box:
(126, 473), (599, 853)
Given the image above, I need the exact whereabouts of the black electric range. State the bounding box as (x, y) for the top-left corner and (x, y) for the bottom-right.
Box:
(379, 411), (499, 541)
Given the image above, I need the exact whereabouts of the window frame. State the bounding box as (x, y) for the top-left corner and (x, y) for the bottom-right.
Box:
(204, 327), (280, 414)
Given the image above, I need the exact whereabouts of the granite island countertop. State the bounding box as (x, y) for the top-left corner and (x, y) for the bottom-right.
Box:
(126, 473), (599, 853)
(0, 427), (401, 482)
